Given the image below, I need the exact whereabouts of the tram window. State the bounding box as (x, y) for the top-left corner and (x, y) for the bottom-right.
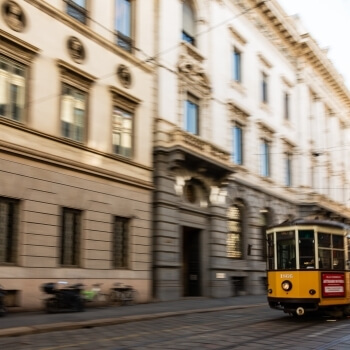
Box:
(318, 249), (331, 269)
(333, 250), (345, 270)
(276, 231), (295, 270)
(299, 230), (315, 269)
(332, 235), (344, 249)
(318, 233), (331, 248)
(267, 234), (274, 270)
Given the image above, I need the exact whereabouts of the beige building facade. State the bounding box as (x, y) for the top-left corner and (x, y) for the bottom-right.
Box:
(0, 0), (154, 309)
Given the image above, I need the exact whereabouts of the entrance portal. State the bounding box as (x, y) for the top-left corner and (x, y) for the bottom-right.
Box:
(182, 227), (201, 297)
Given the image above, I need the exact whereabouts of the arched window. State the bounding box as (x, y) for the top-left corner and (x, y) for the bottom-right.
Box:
(227, 205), (243, 259)
(182, 1), (196, 46)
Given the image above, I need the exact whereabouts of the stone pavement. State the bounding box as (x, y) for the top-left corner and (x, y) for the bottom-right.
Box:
(0, 295), (267, 338)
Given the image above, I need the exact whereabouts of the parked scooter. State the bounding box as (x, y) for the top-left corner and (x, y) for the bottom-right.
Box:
(41, 281), (85, 313)
(0, 284), (6, 316)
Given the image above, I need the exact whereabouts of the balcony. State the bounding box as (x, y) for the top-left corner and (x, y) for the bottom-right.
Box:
(154, 119), (233, 180)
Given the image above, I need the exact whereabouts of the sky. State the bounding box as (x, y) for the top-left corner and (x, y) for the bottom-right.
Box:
(278, 0), (350, 89)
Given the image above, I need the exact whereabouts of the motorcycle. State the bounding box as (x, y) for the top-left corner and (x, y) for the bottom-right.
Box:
(41, 281), (85, 313)
(0, 284), (6, 316)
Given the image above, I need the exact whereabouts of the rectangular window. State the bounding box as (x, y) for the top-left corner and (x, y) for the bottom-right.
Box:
(262, 72), (268, 104)
(112, 107), (133, 158)
(66, 0), (87, 24)
(284, 92), (290, 120)
(261, 140), (270, 177)
(113, 217), (129, 268)
(285, 152), (292, 187)
(184, 93), (199, 135)
(232, 48), (242, 83)
(115, 0), (132, 52)
(0, 56), (26, 122)
(227, 206), (242, 259)
(232, 125), (243, 165)
(61, 84), (86, 142)
(60, 208), (81, 267)
(0, 197), (18, 264)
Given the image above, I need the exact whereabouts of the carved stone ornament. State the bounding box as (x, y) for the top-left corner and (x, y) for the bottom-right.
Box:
(2, 0), (26, 32)
(67, 36), (86, 64)
(178, 54), (211, 94)
(117, 64), (132, 88)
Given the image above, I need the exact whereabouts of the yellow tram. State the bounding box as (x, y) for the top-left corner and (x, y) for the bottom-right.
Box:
(266, 219), (350, 317)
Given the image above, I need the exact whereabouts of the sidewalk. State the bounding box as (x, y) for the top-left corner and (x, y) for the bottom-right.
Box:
(0, 295), (267, 338)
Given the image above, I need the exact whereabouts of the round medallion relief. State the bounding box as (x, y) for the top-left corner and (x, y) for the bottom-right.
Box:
(2, 0), (26, 32)
(117, 64), (132, 88)
(67, 36), (86, 64)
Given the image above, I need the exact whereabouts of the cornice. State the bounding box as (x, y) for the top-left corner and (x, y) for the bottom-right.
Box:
(23, 0), (153, 73)
(0, 118), (152, 189)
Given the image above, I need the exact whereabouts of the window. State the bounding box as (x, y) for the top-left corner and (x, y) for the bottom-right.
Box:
(0, 56), (26, 122)
(285, 152), (292, 187)
(66, 0), (87, 24)
(260, 139), (270, 177)
(115, 0), (132, 52)
(232, 48), (242, 83)
(112, 107), (133, 157)
(110, 86), (139, 158)
(182, 0), (196, 45)
(0, 197), (19, 264)
(184, 93), (199, 135)
(232, 124), (243, 165)
(227, 205), (242, 259)
(284, 92), (290, 120)
(60, 208), (81, 266)
(61, 84), (86, 142)
(113, 217), (129, 268)
(318, 232), (344, 270)
(261, 72), (268, 104)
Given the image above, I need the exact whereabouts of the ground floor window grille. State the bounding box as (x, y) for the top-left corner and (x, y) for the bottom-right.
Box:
(0, 197), (18, 264)
(60, 208), (81, 266)
(113, 217), (129, 268)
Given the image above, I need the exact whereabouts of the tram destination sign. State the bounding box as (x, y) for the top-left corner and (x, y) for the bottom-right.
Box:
(321, 272), (345, 297)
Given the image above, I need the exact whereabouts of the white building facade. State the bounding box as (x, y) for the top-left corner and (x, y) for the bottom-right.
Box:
(152, 0), (350, 300)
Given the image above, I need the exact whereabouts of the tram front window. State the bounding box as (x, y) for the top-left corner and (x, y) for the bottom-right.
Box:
(276, 231), (295, 269)
(299, 230), (315, 269)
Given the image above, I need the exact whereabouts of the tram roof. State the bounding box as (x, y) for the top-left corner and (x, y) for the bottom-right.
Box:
(268, 218), (350, 231)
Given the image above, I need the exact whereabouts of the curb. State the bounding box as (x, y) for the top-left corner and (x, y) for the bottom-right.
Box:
(0, 303), (265, 338)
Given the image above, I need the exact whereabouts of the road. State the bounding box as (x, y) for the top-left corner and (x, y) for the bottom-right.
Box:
(0, 305), (349, 349)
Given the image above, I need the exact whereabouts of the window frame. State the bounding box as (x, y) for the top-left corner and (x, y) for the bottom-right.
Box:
(285, 151), (292, 187)
(0, 196), (19, 265)
(112, 216), (129, 269)
(0, 31), (39, 125)
(109, 86), (140, 159)
(261, 72), (269, 104)
(182, 0), (196, 46)
(115, 0), (134, 53)
(57, 60), (95, 144)
(65, 0), (88, 25)
(227, 205), (243, 259)
(232, 47), (242, 83)
(60, 207), (82, 267)
(284, 91), (290, 120)
(184, 92), (200, 135)
(232, 123), (243, 165)
(261, 139), (270, 177)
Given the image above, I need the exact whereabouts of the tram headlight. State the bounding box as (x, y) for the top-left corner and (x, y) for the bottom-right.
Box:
(281, 280), (292, 291)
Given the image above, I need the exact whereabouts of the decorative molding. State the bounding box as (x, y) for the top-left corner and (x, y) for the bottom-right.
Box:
(0, 29), (39, 63)
(258, 52), (272, 69)
(109, 86), (141, 112)
(228, 25), (247, 46)
(57, 59), (96, 90)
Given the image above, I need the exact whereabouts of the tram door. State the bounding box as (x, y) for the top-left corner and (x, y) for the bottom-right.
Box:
(182, 227), (201, 296)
